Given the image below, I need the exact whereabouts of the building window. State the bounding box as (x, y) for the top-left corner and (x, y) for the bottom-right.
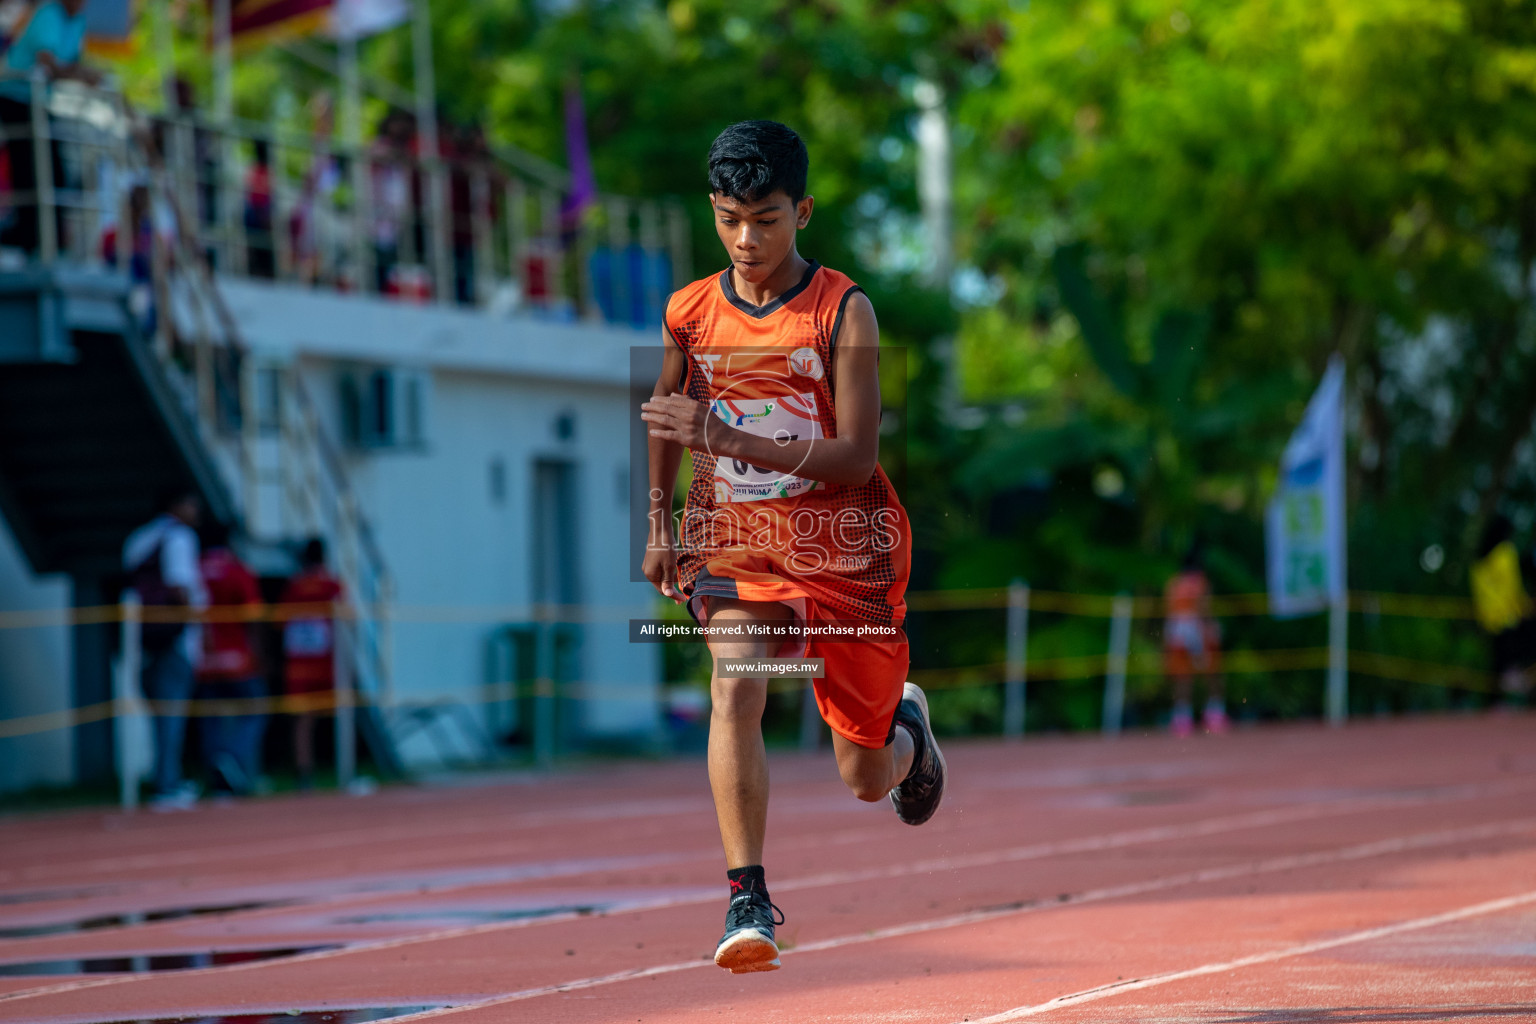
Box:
(340, 366), (430, 450)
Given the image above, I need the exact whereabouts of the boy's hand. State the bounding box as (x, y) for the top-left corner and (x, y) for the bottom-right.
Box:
(642, 541), (682, 602)
(641, 393), (712, 452)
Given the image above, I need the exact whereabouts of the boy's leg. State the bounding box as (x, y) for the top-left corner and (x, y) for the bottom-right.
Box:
(704, 596), (793, 868)
(808, 624), (944, 822)
(830, 727), (914, 802)
(703, 596), (794, 974)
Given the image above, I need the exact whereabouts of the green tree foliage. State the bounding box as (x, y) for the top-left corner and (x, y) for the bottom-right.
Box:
(955, 0), (1536, 591)
(107, 0), (1534, 728)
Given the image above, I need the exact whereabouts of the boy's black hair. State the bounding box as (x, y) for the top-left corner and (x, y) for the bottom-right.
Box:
(707, 121), (809, 204)
(301, 536), (327, 567)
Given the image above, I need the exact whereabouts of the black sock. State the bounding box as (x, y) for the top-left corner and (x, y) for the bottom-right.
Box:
(727, 865), (766, 897)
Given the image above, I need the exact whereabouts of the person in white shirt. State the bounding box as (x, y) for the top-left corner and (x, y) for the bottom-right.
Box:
(123, 489), (207, 810)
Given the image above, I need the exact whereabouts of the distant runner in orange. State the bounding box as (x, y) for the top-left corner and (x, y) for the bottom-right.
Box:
(641, 121), (946, 975)
(1163, 544), (1228, 737)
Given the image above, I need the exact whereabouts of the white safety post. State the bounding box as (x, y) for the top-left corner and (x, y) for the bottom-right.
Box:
(213, 0), (232, 124)
(152, 0), (176, 112)
(1102, 593), (1133, 736)
(29, 75), (57, 263)
(411, 0), (451, 304)
(505, 178), (527, 297)
(333, 607), (356, 790)
(1327, 594), (1348, 726)
(1003, 579), (1029, 739)
(116, 594), (142, 811)
(540, 189), (563, 310)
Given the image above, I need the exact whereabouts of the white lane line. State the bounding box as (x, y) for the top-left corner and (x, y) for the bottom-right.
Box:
(0, 798), (716, 884)
(3, 776), (1524, 887)
(0, 787), (1488, 995)
(965, 887), (1536, 1022)
(4, 786), (1531, 1008)
(369, 817), (1536, 1022)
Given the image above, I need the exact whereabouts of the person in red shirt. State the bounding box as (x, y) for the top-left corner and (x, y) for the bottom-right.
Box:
(281, 537), (344, 789)
(197, 523), (266, 796)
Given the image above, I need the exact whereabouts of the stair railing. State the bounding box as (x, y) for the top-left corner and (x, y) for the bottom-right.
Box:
(276, 366), (396, 709)
(136, 125), (398, 719)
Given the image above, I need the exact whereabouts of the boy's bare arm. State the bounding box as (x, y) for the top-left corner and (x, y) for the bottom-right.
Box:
(640, 293), (882, 488)
(642, 330), (687, 600)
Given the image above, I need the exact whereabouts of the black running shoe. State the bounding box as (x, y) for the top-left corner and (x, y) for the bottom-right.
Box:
(714, 888), (785, 973)
(889, 682), (946, 826)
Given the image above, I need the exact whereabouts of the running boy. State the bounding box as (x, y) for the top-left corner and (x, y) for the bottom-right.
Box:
(640, 120), (945, 974)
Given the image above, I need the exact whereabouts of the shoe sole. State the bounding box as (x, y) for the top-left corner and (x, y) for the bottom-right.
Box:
(714, 928), (781, 973)
(893, 682), (947, 826)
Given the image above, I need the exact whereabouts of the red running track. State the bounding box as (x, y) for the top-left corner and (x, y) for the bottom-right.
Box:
(0, 715), (1533, 1023)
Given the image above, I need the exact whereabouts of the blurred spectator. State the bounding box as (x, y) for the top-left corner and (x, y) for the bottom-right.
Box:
(101, 182), (158, 335)
(196, 522), (266, 797)
(369, 109), (415, 293)
(244, 139), (274, 278)
(289, 92), (346, 288)
(1470, 515), (1535, 706)
(281, 537), (344, 789)
(124, 488), (206, 811)
(0, 0), (98, 257)
(170, 76), (222, 258)
(448, 122), (495, 305)
(1163, 543), (1227, 736)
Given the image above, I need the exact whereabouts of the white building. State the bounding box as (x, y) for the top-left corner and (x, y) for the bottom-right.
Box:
(223, 279), (664, 765)
(0, 278), (665, 793)
(0, 85), (683, 791)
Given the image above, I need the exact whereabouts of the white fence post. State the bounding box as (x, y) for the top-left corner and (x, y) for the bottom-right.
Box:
(1327, 594), (1348, 726)
(1003, 579), (1029, 739)
(116, 595), (142, 811)
(1102, 593), (1133, 736)
(29, 75), (57, 263)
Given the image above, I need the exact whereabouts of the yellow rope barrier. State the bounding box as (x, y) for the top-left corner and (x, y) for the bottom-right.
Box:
(0, 584), (1498, 741)
(0, 587), (1486, 629)
(0, 644), (1497, 742)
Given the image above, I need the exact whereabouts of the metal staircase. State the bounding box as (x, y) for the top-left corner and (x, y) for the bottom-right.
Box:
(0, 83), (406, 778)
(154, 176), (405, 778)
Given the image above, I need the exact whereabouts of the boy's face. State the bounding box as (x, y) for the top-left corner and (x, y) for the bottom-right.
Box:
(709, 190), (814, 285)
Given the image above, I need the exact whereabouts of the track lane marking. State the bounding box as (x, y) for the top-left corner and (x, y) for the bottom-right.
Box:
(6, 776), (1527, 944)
(354, 817), (1536, 1021)
(3, 776), (1524, 886)
(2, 784), (1519, 998)
(965, 888), (1536, 1021)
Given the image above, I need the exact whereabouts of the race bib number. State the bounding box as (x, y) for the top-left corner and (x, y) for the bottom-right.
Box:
(284, 619), (333, 657)
(711, 392), (823, 503)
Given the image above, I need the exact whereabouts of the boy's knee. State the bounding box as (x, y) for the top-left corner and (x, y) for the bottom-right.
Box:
(710, 676), (767, 721)
(846, 778), (889, 803)
(838, 757), (891, 802)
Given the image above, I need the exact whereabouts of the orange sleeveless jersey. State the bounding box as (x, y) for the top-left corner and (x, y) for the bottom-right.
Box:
(666, 261), (911, 627)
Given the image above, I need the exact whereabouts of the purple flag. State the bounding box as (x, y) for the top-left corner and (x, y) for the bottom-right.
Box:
(561, 80), (596, 235)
